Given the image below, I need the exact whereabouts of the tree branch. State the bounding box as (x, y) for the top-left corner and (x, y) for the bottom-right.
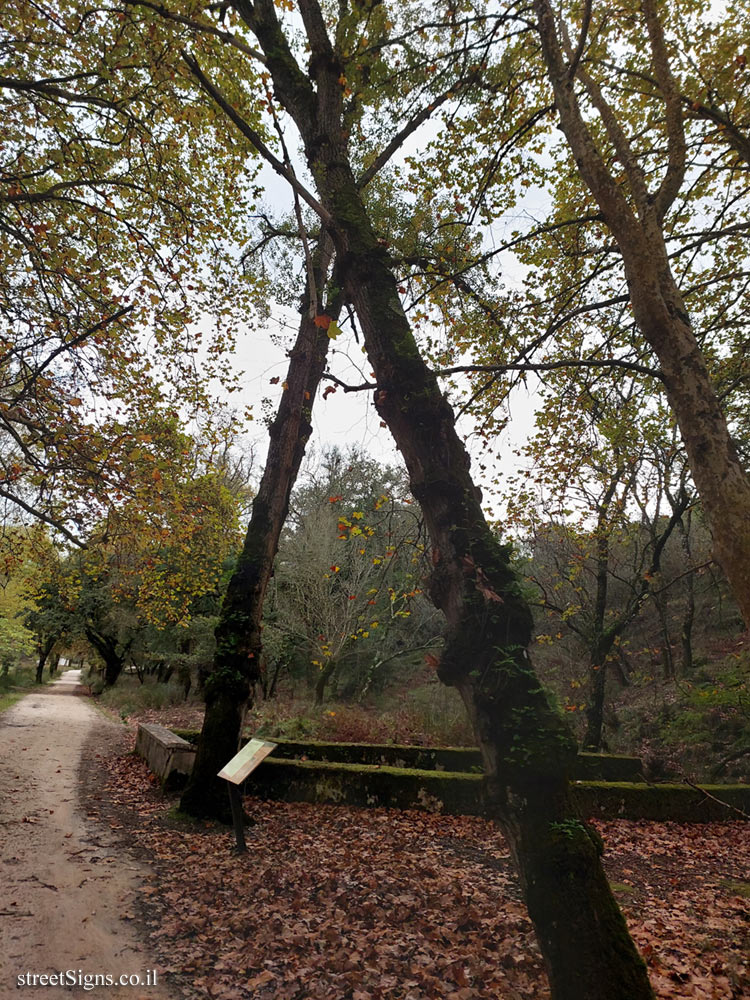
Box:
(434, 358), (664, 381)
(180, 50), (332, 226)
(122, 0), (267, 63)
(641, 0), (686, 221)
(0, 487), (85, 548)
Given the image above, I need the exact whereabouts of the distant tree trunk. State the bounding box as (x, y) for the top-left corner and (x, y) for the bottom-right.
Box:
(84, 629), (125, 687)
(582, 478), (619, 752)
(583, 659), (608, 752)
(313, 659), (337, 706)
(653, 593), (674, 679)
(49, 653), (60, 676)
(679, 513), (695, 674)
(156, 661), (174, 684)
(180, 243), (335, 821)
(582, 491), (685, 751)
(35, 637), (55, 684)
(258, 653), (284, 700)
(103, 654), (124, 687)
(178, 663), (192, 700)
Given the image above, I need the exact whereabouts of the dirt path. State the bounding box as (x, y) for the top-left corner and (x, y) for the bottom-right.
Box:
(0, 671), (174, 998)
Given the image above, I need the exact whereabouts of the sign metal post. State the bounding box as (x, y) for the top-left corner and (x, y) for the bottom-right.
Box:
(217, 738), (277, 853)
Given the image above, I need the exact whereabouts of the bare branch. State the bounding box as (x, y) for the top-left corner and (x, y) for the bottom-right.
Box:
(641, 0), (686, 220)
(0, 487), (85, 548)
(358, 89), (456, 189)
(434, 358), (664, 382)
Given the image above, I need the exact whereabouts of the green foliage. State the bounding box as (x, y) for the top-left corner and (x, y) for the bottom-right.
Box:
(0, 660), (47, 714)
(0, 0), (261, 541)
(0, 617), (34, 673)
(264, 447), (442, 703)
(664, 652), (750, 778)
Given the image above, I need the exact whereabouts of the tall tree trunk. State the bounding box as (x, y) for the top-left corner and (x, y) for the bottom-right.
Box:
(180, 244), (335, 820)
(535, 0), (750, 628)
(583, 658), (608, 752)
(222, 3), (655, 994)
(582, 480), (618, 752)
(653, 592), (675, 679)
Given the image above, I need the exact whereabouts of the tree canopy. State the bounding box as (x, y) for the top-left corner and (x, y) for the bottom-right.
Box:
(1, 0), (260, 541)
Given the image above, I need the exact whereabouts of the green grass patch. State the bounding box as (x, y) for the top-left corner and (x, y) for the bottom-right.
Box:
(609, 881), (637, 895)
(0, 662), (48, 715)
(718, 879), (750, 898)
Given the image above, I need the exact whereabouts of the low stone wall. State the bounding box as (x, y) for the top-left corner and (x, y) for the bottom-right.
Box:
(244, 758), (484, 815)
(171, 731), (643, 781)
(570, 781), (750, 822)
(143, 726), (750, 821)
(242, 758), (750, 822)
(135, 723), (196, 789)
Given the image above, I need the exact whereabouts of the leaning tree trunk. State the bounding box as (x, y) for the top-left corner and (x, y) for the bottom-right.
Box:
(180, 243), (335, 820)
(535, 0), (750, 628)
(339, 180), (652, 1000)
(223, 2), (655, 995)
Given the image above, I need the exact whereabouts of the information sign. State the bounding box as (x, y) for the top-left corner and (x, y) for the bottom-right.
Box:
(217, 738), (277, 785)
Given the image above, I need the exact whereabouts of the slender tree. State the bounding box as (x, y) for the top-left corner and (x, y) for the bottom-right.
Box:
(181, 243), (336, 818)
(532, 0), (750, 625)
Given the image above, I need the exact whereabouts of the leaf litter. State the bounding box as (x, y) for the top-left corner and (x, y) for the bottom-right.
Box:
(96, 747), (750, 999)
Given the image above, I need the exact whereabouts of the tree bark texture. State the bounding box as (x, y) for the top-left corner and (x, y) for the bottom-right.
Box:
(180, 243), (335, 820)
(535, 0), (750, 629)
(229, 2), (655, 995)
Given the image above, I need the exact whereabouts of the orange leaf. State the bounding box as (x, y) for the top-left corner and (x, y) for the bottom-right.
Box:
(314, 314), (332, 329)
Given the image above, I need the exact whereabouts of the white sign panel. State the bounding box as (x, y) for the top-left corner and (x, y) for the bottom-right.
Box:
(217, 738), (277, 785)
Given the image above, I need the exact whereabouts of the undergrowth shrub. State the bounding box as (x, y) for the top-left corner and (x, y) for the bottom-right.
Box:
(98, 673), (188, 719)
(664, 652), (750, 781)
